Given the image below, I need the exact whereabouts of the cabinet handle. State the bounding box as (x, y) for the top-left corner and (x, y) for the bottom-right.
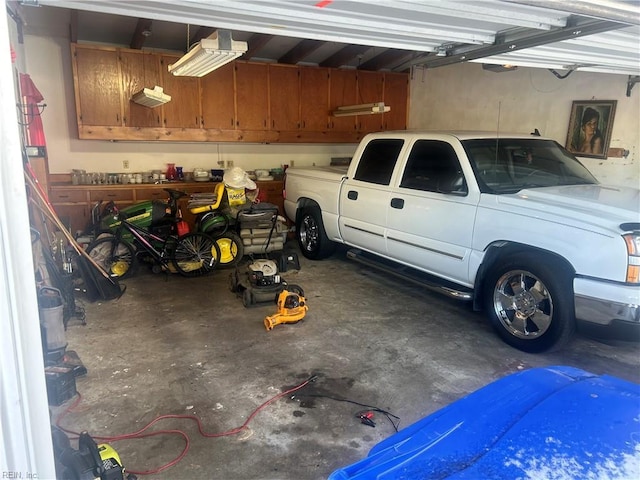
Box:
(157, 115), (160, 124)
(231, 118), (234, 127)
(302, 120), (305, 129)
(272, 120), (275, 128)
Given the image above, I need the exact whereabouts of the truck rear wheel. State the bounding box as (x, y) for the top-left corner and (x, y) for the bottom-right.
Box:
(296, 207), (336, 260)
(483, 253), (575, 353)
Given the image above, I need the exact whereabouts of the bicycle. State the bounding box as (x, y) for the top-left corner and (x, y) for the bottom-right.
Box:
(85, 209), (220, 279)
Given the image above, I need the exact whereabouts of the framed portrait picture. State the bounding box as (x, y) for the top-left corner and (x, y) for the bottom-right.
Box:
(565, 100), (617, 159)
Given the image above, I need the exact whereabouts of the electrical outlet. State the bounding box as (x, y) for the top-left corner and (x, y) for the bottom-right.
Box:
(122, 160), (130, 169)
(227, 160), (234, 168)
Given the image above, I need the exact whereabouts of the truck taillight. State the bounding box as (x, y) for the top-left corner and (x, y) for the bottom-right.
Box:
(623, 234), (640, 283)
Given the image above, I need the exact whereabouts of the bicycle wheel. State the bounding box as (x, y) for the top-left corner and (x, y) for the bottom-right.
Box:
(170, 233), (220, 277)
(86, 236), (137, 279)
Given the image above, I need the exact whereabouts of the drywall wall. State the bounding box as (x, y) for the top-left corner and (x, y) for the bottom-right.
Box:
(22, 32), (357, 175)
(409, 63), (640, 188)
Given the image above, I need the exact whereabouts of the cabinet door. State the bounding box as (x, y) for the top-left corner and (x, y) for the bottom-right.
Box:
(72, 46), (122, 126)
(235, 62), (268, 130)
(383, 73), (409, 131)
(256, 181), (284, 215)
(160, 55), (201, 128)
(328, 68), (357, 132)
(356, 71), (385, 133)
(300, 67), (329, 131)
(120, 51), (162, 128)
(50, 189), (91, 235)
(201, 62), (236, 130)
(269, 65), (300, 131)
(52, 205), (90, 235)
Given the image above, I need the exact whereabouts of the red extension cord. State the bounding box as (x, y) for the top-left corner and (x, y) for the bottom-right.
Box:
(55, 375), (316, 475)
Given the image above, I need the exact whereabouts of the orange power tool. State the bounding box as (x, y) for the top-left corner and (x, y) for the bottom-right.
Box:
(264, 289), (308, 331)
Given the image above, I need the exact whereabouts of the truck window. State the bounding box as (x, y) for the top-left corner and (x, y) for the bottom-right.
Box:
(354, 139), (404, 185)
(463, 139), (598, 194)
(400, 140), (467, 194)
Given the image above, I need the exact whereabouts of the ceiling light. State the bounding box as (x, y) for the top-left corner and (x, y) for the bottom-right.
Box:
(332, 102), (390, 117)
(168, 30), (248, 77)
(132, 86), (171, 108)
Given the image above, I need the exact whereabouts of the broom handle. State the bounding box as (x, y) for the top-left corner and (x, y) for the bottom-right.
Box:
(24, 172), (115, 281)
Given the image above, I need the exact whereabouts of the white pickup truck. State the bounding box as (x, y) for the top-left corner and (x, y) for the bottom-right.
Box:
(283, 131), (640, 352)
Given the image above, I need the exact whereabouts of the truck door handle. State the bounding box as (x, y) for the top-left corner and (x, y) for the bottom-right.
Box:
(391, 198), (404, 209)
(347, 190), (358, 200)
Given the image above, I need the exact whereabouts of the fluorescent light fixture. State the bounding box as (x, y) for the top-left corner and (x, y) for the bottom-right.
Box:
(131, 86), (171, 108)
(332, 102), (390, 117)
(168, 30), (248, 77)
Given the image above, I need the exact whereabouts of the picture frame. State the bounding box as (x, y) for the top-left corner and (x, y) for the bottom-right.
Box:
(565, 100), (617, 159)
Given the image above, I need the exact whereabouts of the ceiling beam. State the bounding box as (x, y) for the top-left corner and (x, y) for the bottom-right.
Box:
(415, 18), (627, 69)
(358, 48), (415, 71)
(130, 18), (152, 50)
(244, 33), (274, 60)
(278, 39), (324, 64)
(320, 45), (370, 68)
(189, 26), (215, 46)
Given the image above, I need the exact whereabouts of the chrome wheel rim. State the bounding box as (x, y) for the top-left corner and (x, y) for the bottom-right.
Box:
(493, 269), (553, 339)
(299, 215), (319, 253)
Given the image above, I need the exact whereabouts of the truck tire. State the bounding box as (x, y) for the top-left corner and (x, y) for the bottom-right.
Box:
(296, 207), (336, 260)
(483, 253), (575, 353)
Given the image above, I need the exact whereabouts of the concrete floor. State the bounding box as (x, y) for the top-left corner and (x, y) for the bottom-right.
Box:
(56, 242), (640, 480)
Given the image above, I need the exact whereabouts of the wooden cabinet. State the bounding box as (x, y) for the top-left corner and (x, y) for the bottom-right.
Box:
(328, 69), (357, 132)
(257, 180), (284, 215)
(72, 45), (122, 126)
(356, 71), (385, 133)
(89, 188), (134, 207)
(49, 181), (285, 234)
(269, 65), (300, 131)
(49, 188), (91, 234)
(201, 62), (236, 130)
(120, 51), (162, 128)
(70, 44), (408, 142)
(300, 67), (329, 131)
(160, 55), (201, 128)
(235, 62), (268, 130)
(383, 73), (409, 130)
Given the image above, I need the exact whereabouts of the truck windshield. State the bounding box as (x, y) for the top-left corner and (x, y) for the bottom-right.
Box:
(462, 139), (598, 194)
